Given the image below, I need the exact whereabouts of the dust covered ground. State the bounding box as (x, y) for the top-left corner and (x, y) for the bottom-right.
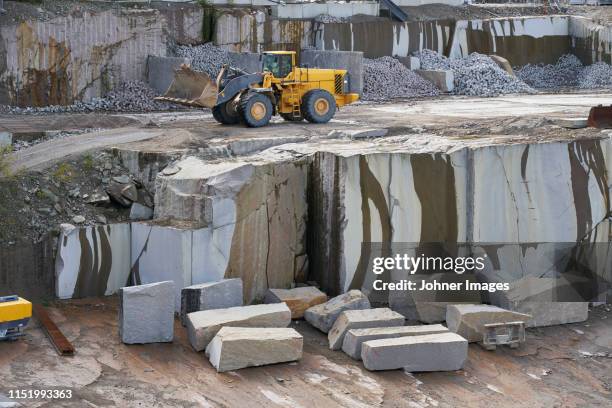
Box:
(0, 298), (610, 408)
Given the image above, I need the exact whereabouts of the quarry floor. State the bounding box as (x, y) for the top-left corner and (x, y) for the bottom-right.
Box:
(3, 92), (612, 173)
(0, 299), (610, 408)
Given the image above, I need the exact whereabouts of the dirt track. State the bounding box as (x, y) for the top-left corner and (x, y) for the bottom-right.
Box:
(4, 92), (612, 173)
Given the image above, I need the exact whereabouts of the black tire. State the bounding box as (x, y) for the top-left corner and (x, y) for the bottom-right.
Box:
(239, 92), (273, 128)
(212, 101), (240, 125)
(302, 90), (336, 124)
(280, 112), (303, 122)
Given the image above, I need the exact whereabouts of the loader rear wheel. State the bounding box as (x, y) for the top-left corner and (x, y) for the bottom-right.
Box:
(239, 93), (272, 128)
(212, 101), (240, 125)
(280, 112), (303, 122)
(302, 90), (336, 124)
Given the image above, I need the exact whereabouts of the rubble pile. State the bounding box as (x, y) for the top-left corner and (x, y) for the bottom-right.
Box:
(515, 54), (583, 88)
(416, 50), (534, 97)
(314, 14), (348, 23)
(578, 62), (612, 89)
(362, 56), (440, 101)
(1, 81), (177, 114)
(515, 54), (612, 90)
(172, 42), (230, 79)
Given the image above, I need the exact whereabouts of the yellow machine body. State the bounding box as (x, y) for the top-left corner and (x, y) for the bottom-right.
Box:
(0, 297), (32, 324)
(260, 51), (360, 115)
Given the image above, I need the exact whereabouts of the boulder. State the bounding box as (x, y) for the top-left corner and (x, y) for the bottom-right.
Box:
(304, 290), (371, 333)
(264, 286), (327, 319)
(361, 332), (468, 372)
(446, 304), (531, 342)
(186, 303), (291, 351)
(119, 281), (175, 344)
(129, 202), (154, 221)
(180, 279), (243, 326)
(328, 308), (405, 350)
(415, 69), (454, 93)
(205, 327), (303, 372)
(342, 324), (449, 360)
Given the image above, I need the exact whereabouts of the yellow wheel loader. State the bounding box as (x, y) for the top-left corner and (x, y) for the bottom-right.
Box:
(156, 51), (360, 128)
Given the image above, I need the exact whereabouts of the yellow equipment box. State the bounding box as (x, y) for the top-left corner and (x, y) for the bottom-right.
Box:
(0, 296), (32, 340)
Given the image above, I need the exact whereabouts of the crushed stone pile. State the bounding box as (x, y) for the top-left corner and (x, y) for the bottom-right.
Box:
(314, 14), (348, 23)
(172, 42), (230, 79)
(362, 56), (440, 101)
(577, 62), (612, 89)
(514, 54), (583, 88)
(415, 50), (534, 97)
(513, 54), (612, 90)
(1, 81), (179, 114)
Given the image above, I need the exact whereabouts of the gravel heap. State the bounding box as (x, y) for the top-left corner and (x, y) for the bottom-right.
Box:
(1, 81), (178, 114)
(172, 42), (229, 79)
(314, 14), (348, 23)
(515, 54), (583, 88)
(415, 50), (534, 97)
(362, 56), (440, 101)
(578, 62), (612, 89)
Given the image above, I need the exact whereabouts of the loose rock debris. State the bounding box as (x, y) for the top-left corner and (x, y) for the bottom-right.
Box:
(415, 49), (535, 96)
(362, 56), (441, 101)
(172, 42), (230, 79)
(515, 54), (612, 89)
(1, 81), (181, 114)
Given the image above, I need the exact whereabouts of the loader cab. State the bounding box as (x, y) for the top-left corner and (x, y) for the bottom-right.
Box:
(262, 51), (295, 79)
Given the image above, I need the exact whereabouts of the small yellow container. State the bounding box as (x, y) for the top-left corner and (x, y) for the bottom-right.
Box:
(0, 297), (32, 324)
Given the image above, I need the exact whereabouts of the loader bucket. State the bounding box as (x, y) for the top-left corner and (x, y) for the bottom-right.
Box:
(154, 65), (218, 108)
(587, 105), (612, 129)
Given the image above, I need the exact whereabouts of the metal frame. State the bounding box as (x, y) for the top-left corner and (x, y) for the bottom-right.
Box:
(480, 321), (526, 351)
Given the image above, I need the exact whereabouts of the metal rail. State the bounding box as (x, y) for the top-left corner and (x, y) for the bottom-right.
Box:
(33, 305), (75, 356)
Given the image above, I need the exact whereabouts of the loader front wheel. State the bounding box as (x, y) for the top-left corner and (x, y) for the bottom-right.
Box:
(212, 101), (240, 125)
(302, 90), (336, 124)
(239, 93), (272, 128)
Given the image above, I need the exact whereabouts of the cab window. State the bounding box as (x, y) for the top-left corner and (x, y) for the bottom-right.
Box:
(263, 54), (293, 78)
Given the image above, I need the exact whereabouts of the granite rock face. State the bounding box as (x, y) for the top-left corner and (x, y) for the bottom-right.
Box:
(328, 308), (405, 350)
(180, 279), (243, 326)
(308, 138), (611, 319)
(154, 156), (308, 304)
(342, 324), (449, 360)
(361, 332), (468, 372)
(186, 303), (292, 351)
(264, 286), (327, 319)
(304, 290), (371, 333)
(119, 281), (175, 344)
(205, 327), (303, 372)
(446, 304), (531, 342)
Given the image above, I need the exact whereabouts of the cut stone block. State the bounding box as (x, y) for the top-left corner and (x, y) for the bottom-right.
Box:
(0, 131), (12, 147)
(415, 69), (454, 92)
(551, 117), (588, 129)
(304, 289), (371, 333)
(180, 279), (244, 326)
(264, 286), (327, 319)
(397, 56), (421, 70)
(119, 281), (175, 344)
(328, 308), (405, 350)
(446, 304), (531, 342)
(487, 277), (589, 327)
(187, 303), (291, 351)
(342, 324), (449, 360)
(508, 302), (588, 328)
(205, 327), (303, 372)
(361, 332), (468, 372)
